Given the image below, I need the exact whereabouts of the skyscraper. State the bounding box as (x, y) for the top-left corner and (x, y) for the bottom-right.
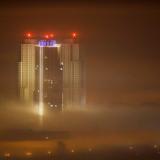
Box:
(60, 39), (82, 110)
(18, 39), (36, 103)
(18, 33), (85, 115)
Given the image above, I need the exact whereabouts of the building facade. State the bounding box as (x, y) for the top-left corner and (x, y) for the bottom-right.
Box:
(60, 39), (82, 109)
(18, 35), (85, 115)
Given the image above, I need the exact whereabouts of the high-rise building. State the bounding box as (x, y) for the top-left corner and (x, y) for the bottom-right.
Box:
(18, 33), (85, 115)
(18, 39), (36, 103)
(60, 39), (82, 109)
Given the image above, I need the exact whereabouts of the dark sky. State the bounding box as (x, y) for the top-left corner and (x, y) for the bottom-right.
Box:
(0, 0), (160, 107)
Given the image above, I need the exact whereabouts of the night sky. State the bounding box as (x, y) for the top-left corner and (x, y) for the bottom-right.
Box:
(0, 0), (160, 108)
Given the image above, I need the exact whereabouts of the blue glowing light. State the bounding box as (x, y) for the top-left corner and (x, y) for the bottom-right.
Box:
(38, 40), (57, 47)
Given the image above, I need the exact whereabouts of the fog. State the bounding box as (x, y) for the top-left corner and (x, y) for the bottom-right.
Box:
(0, 100), (160, 154)
(0, 100), (160, 134)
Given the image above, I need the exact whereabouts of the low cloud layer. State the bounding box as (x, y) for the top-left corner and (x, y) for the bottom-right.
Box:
(0, 100), (160, 133)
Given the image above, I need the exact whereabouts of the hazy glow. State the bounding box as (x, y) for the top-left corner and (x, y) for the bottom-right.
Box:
(39, 47), (44, 116)
(38, 40), (57, 47)
(45, 34), (49, 39)
(4, 153), (11, 157)
(38, 102), (44, 116)
(25, 152), (32, 156)
(26, 32), (32, 38)
(50, 33), (54, 38)
(72, 32), (77, 38)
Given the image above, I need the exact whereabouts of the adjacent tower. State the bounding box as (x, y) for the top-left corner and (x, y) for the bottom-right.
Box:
(18, 39), (36, 103)
(60, 38), (83, 110)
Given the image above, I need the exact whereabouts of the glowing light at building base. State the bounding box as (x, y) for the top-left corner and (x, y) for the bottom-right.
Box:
(38, 102), (44, 116)
(39, 47), (44, 116)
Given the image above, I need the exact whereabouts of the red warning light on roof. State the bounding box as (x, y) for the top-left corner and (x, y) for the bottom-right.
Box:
(26, 32), (32, 38)
(72, 32), (77, 38)
(45, 34), (49, 39)
(50, 33), (54, 38)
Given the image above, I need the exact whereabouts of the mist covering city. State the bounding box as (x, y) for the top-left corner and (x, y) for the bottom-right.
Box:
(0, 0), (160, 159)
